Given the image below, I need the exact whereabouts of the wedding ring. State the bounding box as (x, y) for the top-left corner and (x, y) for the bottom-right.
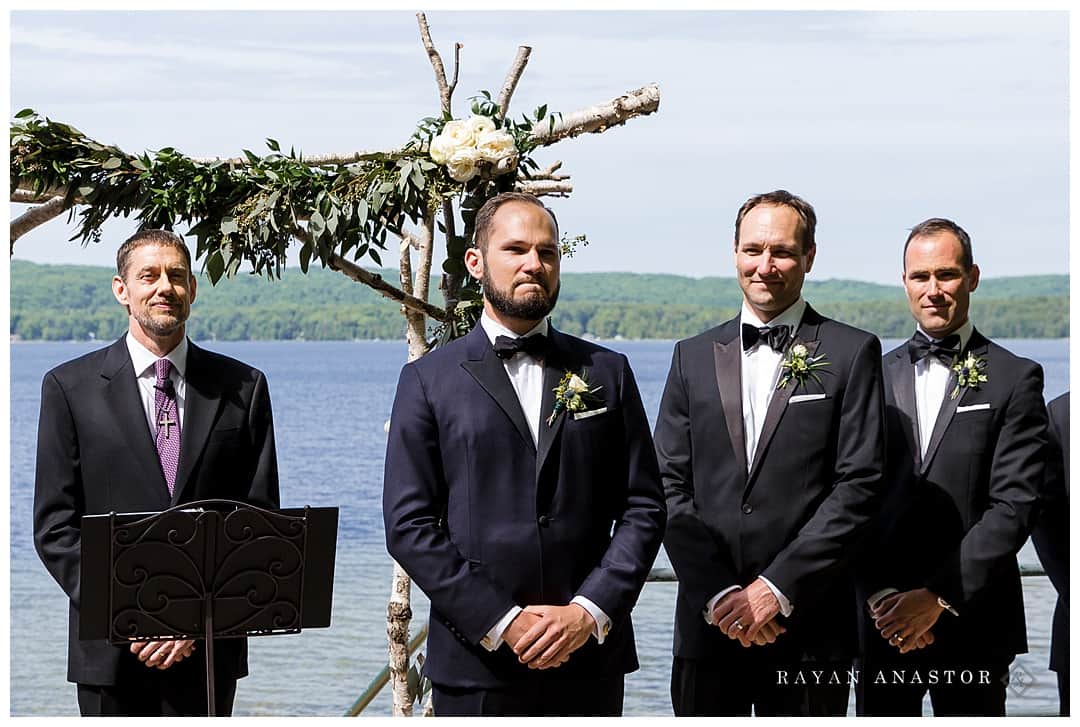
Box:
(733, 619), (744, 631)
(893, 634), (904, 643)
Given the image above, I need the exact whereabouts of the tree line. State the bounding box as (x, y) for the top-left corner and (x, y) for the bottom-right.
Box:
(10, 261), (1068, 341)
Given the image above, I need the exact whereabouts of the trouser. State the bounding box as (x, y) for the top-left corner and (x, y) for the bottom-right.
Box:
(671, 654), (852, 716)
(431, 673), (624, 716)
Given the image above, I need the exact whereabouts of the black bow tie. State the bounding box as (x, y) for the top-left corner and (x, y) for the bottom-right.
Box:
(907, 331), (961, 365)
(741, 323), (791, 353)
(493, 334), (549, 360)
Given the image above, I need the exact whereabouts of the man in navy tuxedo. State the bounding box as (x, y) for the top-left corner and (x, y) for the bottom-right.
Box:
(655, 190), (887, 716)
(33, 229), (279, 716)
(382, 192), (666, 716)
(1033, 391), (1068, 715)
(855, 218), (1048, 716)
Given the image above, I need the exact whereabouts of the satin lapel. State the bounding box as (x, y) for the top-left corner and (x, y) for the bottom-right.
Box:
(747, 338), (820, 484)
(100, 338), (170, 499)
(460, 326), (535, 453)
(171, 342), (223, 505)
(536, 330), (573, 479)
(920, 332), (989, 477)
(887, 349), (922, 470)
(713, 334), (747, 480)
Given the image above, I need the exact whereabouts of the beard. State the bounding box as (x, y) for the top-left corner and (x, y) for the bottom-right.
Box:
(482, 271), (560, 321)
(132, 301), (187, 337)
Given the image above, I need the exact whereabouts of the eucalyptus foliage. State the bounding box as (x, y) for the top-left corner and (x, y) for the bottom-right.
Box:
(10, 94), (557, 290)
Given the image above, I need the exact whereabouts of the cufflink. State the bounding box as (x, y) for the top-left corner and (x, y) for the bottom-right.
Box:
(937, 596), (959, 617)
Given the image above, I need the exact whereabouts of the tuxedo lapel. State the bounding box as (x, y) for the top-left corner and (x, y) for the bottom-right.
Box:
(747, 310), (823, 484)
(887, 349), (923, 469)
(171, 342), (224, 505)
(713, 328), (747, 480)
(99, 338), (170, 500)
(537, 329), (574, 479)
(461, 326), (536, 453)
(920, 331), (989, 477)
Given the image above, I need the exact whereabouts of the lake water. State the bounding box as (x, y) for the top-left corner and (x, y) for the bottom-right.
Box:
(9, 338), (1069, 716)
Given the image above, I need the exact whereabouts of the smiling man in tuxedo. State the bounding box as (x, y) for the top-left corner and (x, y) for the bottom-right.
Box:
(855, 218), (1048, 716)
(654, 189), (886, 716)
(382, 192), (666, 716)
(33, 229), (279, 716)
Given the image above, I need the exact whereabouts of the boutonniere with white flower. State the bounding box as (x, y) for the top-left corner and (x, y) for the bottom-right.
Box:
(547, 371), (603, 426)
(950, 352), (988, 399)
(776, 343), (830, 391)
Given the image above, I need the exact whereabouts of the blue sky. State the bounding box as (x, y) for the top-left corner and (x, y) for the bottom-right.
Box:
(8, 9), (1070, 285)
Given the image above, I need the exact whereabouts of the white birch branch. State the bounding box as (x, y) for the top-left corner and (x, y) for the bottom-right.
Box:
(531, 83), (661, 147)
(417, 12), (452, 115)
(516, 179), (573, 197)
(10, 196), (68, 253)
(496, 46), (532, 122)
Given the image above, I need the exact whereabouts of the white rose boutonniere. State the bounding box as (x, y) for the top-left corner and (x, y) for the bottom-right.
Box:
(777, 343), (830, 391)
(950, 352), (988, 399)
(547, 371), (603, 426)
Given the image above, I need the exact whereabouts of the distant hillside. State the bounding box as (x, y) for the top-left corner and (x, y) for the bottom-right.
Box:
(9, 260), (1068, 341)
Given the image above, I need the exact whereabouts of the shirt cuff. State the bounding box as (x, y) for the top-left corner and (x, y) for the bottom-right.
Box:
(703, 585), (743, 625)
(759, 576), (793, 617)
(570, 596), (611, 644)
(480, 606), (522, 651)
(867, 587), (898, 610)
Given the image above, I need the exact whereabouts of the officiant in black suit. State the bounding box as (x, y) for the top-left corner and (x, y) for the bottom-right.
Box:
(382, 192), (666, 716)
(654, 189), (887, 716)
(33, 229), (280, 716)
(1032, 391), (1068, 716)
(855, 218), (1048, 716)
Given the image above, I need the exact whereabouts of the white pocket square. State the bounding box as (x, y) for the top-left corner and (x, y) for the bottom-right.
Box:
(956, 403), (991, 412)
(789, 393), (827, 404)
(573, 407), (608, 420)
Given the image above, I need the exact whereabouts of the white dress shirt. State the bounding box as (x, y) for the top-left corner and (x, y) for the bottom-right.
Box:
(475, 313), (611, 651)
(704, 299), (807, 624)
(126, 333), (188, 436)
(866, 319), (974, 611)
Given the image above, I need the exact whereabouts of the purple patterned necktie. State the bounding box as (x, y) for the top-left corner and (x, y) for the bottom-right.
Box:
(153, 358), (181, 495)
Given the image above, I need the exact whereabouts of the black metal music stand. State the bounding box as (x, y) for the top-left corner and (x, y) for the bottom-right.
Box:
(80, 499), (338, 715)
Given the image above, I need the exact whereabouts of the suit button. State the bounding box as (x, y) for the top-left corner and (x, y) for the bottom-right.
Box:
(538, 515), (551, 527)
(741, 503), (753, 514)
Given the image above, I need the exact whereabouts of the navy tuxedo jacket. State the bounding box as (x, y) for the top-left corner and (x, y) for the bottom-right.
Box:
(33, 337), (280, 686)
(859, 330), (1048, 661)
(382, 324), (666, 688)
(655, 305), (886, 662)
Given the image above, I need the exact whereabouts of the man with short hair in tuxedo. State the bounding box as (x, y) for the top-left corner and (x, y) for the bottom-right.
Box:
(33, 229), (280, 716)
(1032, 391), (1068, 716)
(382, 192), (666, 716)
(654, 189), (887, 716)
(855, 218), (1048, 716)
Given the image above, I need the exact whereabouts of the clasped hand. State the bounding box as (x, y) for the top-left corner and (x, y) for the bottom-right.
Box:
(504, 604), (595, 670)
(130, 639), (196, 670)
(712, 578), (787, 648)
(871, 588), (942, 654)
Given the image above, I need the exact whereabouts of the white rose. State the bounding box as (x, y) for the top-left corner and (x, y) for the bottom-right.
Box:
(466, 115), (497, 137)
(439, 119), (476, 150)
(567, 374), (589, 393)
(428, 134), (457, 164)
(446, 147), (480, 183)
(475, 130), (517, 164)
(791, 344), (808, 357)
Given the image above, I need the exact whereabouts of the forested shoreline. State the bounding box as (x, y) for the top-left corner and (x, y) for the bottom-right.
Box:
(10, 261), (1068, 341)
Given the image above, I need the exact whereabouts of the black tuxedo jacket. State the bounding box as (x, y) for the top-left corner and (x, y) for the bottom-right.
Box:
(859, 330), (1047, 661)
(655, 305), (886, 662)
(33, 337), (280, 686)
(382, 324), (666, 688)
(1033, 392), (1068, 672)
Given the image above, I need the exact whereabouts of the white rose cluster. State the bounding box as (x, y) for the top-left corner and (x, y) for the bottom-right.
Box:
(428, 115), (519, 183)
